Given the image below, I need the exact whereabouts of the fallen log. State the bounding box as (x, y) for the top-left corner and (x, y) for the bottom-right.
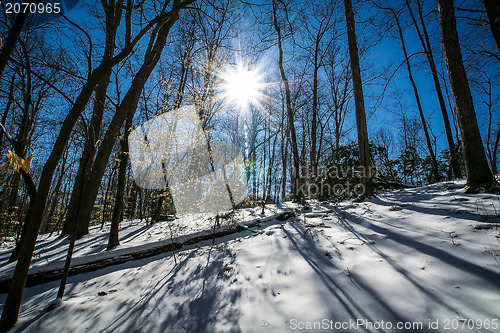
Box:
(0, 224), (253, 293)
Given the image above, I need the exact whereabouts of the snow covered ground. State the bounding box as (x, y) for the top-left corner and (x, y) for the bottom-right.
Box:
(1, 180), (499, 332)
(0, 208), (276, 281)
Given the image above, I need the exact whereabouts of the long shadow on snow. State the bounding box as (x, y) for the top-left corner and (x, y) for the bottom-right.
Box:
(114, 224), (150, 243)
(0, 231), (110, 269)
(333, 209), (500, 285)
(371, 188), (500, 224)
(36, 231), (111, 260)
(330, 207), (463, 317)
(103, 241), (242, 333)
(281, 222), (415, 333)
(9, 237), (243, 333)
(324, 204), (500, 321)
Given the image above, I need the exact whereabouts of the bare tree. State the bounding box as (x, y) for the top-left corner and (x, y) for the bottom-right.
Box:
(471, 70), (499, 175)
(61, 0), (123, 238)
(0, 0), (196, 328)
(5, 32), (62, 262)
(343, 0), (374, 198)
(70, 0), (194, 239)
(107, 112), (133, 250)
(0, 1), (36, 80)
(437, 0), (496, 193)
(324, 42), (352, 163)
(302, 0), (336, 180)
(272, 0), (304, 202)
(374, 2), (440, 183)
(406, 0), (461, 179)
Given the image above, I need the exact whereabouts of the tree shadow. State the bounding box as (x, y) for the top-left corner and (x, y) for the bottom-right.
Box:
(370, 186), (500, 224)
(11, 237), (243, 333)
(335, 208), (500, 285)
(322, 203), (500, 322)
(280, 222), (421, 333)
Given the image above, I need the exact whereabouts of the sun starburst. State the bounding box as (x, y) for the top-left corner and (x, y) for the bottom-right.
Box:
(220, 61), (265, 112)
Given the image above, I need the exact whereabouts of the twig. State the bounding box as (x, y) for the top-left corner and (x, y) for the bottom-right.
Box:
(344, 267), (360, 290)
(483, 244), (499, 266)
(168, 223), (177, 265)
(449, 231), (458, 246)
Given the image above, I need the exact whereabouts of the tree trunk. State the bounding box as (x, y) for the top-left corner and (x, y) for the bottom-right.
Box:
(0, 0), (183, 327)
(281, 118), (288, 201)
(389, 7), (440, 183)
(491, 127), (500, 175)
(273, 0), (304, 203)
(126, 184), (139, 219)
(41, 151), (68, 234)
(62, 72), (112, 236)
(483, 0), (500, 53)
(74, 5), (183, 238)
(107, 114), (132, 250)
(437, 0), (495, 192)
(407, 0), (461, 179)
(150, 192), (165, 225)
(310, 44), (319, 182)
(344, 0), (374, 198)
(101, 160), (119, 228)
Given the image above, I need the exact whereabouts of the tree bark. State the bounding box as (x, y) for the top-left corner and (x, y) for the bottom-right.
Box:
(62, 72), (113, 236)
(107, 113), (132, 250)
(126, 184), (139, 219)
(41, 150), (69, 234)
(483, 0), (500, 53)
(273, 0), (304, 203)
(437, 0), (495, 192)
(74, 3), (185, 238)
(344, 0), (374, 198)
(101, 160), (119, 229)
(407, 0), (461, 179)
(491, 127), (500, 175)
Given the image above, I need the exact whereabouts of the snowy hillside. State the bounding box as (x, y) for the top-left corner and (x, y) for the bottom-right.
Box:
(1, 180), (499, 332)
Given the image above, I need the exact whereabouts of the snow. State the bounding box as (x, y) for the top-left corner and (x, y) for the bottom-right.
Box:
(1, 180), (499, 332)
(0, 209), (275, 280)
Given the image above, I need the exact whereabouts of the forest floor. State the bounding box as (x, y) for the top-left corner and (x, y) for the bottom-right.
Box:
(1, 180), (499, 332)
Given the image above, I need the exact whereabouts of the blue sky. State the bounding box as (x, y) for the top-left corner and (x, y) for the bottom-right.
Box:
(39, 0), (500, 161)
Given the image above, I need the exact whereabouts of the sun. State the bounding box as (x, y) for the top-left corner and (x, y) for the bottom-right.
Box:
(220, 62), (265, 111)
